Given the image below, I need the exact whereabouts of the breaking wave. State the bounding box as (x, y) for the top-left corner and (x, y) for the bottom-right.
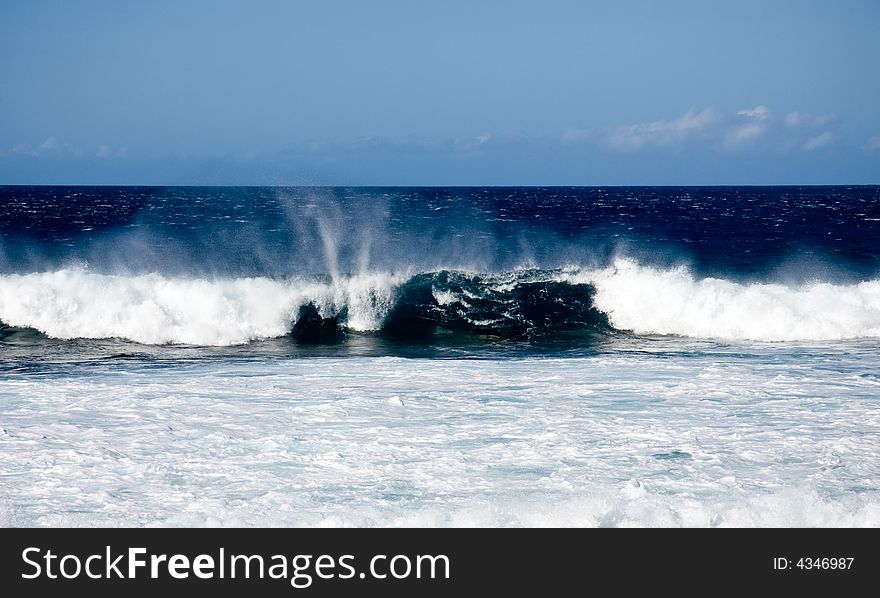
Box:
(1, 259), (879, 345)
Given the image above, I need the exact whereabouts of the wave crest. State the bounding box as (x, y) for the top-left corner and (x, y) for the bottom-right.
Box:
(2, 260), (879, 345)
(580, 259), (880, 341)
(0, 269), (400, 345)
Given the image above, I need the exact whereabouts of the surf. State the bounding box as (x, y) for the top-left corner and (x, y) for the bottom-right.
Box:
(579, 259), (880, 341)
(2, 259), (880, 346)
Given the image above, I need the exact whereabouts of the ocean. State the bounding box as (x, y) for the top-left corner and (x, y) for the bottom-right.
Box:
(1, 185), (879, 527)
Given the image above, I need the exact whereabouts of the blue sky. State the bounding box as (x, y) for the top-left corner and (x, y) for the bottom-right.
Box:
(1, 0), (878, 184)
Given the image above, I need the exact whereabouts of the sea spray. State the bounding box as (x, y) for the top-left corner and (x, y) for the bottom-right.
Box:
(2, 261), (880, 345)
(580, 259), (880, 341)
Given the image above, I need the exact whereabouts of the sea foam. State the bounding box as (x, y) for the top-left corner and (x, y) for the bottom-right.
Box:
(2, 260), (880, 344)
(0, 269), (400, 345)
(580, 259), (880, 341)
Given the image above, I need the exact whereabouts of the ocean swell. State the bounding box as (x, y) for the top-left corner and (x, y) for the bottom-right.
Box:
(580, 259), (880, 341)
(1, 259), (879, 345)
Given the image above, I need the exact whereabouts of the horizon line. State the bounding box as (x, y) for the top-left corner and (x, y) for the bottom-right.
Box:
(2, 183), (879, 188)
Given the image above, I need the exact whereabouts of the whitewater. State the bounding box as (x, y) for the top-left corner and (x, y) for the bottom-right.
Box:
(2, 185), (879, 527)
(2, 348), (879, 527)
(2, 259), (880, 345)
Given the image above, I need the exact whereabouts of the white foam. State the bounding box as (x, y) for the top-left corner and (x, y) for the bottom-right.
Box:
(432, 288), (458, 306)
(0, 269), (400, 345)
(23, 488), (880, 528)
(574, 259), (880, 341)
(2, 353), (878, 527)
(321, 489), (880, 528)
(3, 260), (880, 344)
(0, 501), (14, 527)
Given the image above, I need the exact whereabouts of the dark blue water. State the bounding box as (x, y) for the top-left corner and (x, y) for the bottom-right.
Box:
(2, 186), (879, 279)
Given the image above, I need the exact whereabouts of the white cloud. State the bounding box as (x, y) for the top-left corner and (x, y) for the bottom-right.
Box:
(8, 143), (38, 157)
(600, 104), (849, 153)
(736, 105), (771, 121)
(804, 131), (833, 151)
(5, 136), (65, 157)
(725, 122), (765, 147)
(96, 145), (128, 159)
(785, 112), (837, 128)
(607, 108), (719, 150)
(1, 137), (122, 160)
(561, 128), (592, 143)
(862, 135), (880, 151)
(37, 136), (83, 157)
(723, 106), (772, 148)
(39, 136), (60, 151)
